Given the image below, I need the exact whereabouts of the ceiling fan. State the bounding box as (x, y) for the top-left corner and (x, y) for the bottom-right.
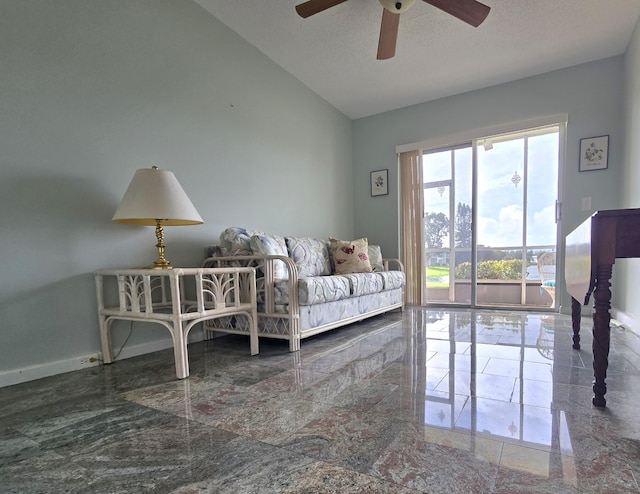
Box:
(295, 0), (491, 60)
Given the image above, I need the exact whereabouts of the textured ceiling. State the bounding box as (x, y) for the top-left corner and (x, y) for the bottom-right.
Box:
(194, 0), (640, 119)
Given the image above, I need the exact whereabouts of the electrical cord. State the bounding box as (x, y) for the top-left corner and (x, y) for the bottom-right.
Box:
(90, 321), (134, 363)
(112, 321), (134, 361)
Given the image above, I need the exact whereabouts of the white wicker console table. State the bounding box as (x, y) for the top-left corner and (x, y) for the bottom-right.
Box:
(94, 267), (258, 379)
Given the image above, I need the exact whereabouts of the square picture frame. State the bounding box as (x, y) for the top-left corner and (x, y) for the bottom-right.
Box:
(579, 135), (609, 172)
(371, 169), (388, 197)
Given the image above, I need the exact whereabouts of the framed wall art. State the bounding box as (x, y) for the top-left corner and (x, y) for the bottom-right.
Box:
(371, 169), (388, 196)
(579, 135), (609, 172)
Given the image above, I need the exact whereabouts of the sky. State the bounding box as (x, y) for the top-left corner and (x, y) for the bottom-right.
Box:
(423, 129), (559, 251)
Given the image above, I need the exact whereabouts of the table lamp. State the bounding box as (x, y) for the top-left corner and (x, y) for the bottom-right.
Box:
(112, 166), (203, 269)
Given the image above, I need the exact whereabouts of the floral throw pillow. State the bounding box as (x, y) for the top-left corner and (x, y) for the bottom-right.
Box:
(219, 227), (262, 256)
(285, 236), (331, 277)
(329, 237), (372, 274)
(250, 233), (289, 280)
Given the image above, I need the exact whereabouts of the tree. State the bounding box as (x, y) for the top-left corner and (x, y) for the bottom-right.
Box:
(454, 202), (472, 248)
(424, 212), (449, 249)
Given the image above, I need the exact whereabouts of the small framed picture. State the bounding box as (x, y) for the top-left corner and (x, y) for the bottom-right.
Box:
(579, 135), (609, 172)
(371, 169), (388, 196)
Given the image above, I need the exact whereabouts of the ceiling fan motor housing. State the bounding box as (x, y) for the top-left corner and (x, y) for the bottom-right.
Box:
(379, 0), (417, 14)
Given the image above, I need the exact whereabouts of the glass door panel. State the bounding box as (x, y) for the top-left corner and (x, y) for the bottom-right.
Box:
(476, 139), (526, 306)
(422, 125), (560, 309)
(424, 183), (452, 303)
(526, 131), (559, 309)
(424, 146), (472, 305)
(452, 147), (472, 304)
(475, 127), (559, 308)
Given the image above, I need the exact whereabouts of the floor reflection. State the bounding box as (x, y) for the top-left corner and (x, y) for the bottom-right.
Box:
(2, 307), (640, 493)
(419, 311), (558, 448)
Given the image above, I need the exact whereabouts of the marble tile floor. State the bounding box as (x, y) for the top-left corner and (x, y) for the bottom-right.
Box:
(2, 307), (640, 493)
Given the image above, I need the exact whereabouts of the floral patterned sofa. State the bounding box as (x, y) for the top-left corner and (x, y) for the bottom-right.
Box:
(202, 227), (405, 351)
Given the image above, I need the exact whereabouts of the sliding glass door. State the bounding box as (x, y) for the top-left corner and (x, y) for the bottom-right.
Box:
(423, 125), (560, 308)
(423, 145), (472, 305)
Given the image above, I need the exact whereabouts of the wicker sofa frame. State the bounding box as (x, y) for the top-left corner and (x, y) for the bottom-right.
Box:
(202, 253), (404, 351)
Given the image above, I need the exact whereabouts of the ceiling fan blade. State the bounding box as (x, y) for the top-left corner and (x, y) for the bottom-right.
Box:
(295, 0), (348, 18)
(423, 0), (490, 27)
(377, 9), (400, 60)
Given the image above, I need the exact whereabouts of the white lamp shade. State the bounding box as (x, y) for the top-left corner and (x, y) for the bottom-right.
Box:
(112, 167), (203, 226)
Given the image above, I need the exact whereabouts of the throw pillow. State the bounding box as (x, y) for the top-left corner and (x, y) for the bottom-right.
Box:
(329, 237), (373, 274)
(219, 227), (262, 256)
(285, 236), (331, 277)
(368, 244), (384, 272)
(250, 233), (289, 280)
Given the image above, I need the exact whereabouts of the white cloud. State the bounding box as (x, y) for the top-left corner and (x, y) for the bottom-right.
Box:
(528, 204), (556, 246)
(478, 204), (523, 247)
(477, 203), (557, 248)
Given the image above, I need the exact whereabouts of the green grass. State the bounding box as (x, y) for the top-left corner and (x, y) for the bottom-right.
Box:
(427, 265), (449, 278)
(426, 265), (450, 288)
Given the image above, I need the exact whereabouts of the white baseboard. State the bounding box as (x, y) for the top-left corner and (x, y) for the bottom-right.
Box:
(0, 352), (102, 388)
(612, 308), (640, 338)
(0, 332), (204, 389)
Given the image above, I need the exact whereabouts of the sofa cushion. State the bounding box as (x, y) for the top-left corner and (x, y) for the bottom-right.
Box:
(297, 289), (404, 332)
(329, 237), (373, 274)
(342, 273), (385, 296)
(219, 227), (262, 256)
(377, 270), (405, 290)
(368, 245), (384, 272)
(274, 275), (350, 305)
(285, 236), (331, 277)
(250, 233), (289, 280)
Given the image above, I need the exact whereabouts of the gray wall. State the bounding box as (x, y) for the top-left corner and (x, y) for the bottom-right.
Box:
(0, 0), (353, 384)
(616, 21), (640, 331)
(352, 56), (626, 314)
(2, 0), (636, 386)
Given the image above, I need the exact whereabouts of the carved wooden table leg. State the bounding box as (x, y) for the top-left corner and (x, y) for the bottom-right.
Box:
(592, 264), (612, 407)
(571, 297), (581, 350)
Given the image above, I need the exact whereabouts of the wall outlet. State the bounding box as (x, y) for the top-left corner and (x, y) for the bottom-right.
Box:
(581, 196), (592, 211)
(79, 354), (100, 366)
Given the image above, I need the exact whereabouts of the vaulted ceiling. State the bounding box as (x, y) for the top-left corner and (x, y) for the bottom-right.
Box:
(195, 0), (640, 119)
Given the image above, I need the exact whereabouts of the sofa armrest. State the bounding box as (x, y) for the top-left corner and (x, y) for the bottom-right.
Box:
(383, 258), (405, 272)
(203, 254), (299, 315)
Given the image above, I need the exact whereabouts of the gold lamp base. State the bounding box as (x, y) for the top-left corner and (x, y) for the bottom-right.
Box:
(147, 221), (173, 270)
(148, 258), (172, 270)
